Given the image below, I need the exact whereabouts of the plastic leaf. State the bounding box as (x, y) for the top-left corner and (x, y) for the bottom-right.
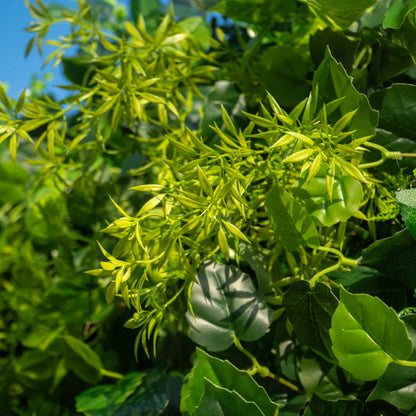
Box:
(186, 261), (272, 351)
(181, 348), (279, 416)
(330, 287), (413, 380)
(265, 183), (320, 250)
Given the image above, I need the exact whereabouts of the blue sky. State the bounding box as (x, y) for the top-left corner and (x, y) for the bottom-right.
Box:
(0, 0), (131, 99)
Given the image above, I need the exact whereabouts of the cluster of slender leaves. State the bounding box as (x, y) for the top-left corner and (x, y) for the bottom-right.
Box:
(3, 0), (416, 415)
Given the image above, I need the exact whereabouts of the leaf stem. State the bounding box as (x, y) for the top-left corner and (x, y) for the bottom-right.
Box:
(310, 246), (359, 285)
(233, 336), (303, 394)
(396, 359), (416, 367)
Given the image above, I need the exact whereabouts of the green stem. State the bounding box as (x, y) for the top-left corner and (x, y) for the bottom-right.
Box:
(396, 359), (416, 367)
(233, 337), (303, 394)
(310, 246), (359, 285)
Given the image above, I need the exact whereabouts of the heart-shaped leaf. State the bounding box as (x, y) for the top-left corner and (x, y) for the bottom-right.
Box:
(330, 287), (413, 380)
(186, 261), (272, 351)
(265, 183), (320, 251)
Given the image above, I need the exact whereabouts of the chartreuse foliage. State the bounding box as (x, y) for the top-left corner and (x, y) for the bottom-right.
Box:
(2, 0), (416, 415)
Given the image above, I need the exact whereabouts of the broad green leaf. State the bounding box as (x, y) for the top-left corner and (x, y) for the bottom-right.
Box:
(368, 315), (416, 412)
(383, 0), (416, 28)
(303, 394), (363, 416)
(195, 379), (265, 416)
(291, 166), (363, 227)
(76, 368), (181, 416)
(179, 16), (211, 50)
(76, 372), (145, 416)
(258, 46), (309, 107)
(186, 261), (272, 351)
(313, 48), (378, 139)
(369, 84), (416, 140)
(397, 189), (416, 238)
(265, 183), (320, 250)
(361, 229), (416, 289)
(283, 281), (338, 361)
(303, 0), (378, 29)
(0, 162), (29, 204)
(62, 335), (104, 384)
(329, 287), (413, 380)
(181, 349), (278, 416)
(298, 356), (354, 400)
(309, 28), (359, 73)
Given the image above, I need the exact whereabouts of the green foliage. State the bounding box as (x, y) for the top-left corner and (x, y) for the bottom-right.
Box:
(2, 0), (416, 414)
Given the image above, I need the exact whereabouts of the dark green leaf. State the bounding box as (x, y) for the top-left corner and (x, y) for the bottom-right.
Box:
(265, 183), (320, 251)
(195, 379), (265, 416)
(62, 335), (103, 384)
(76, 372), (145, 416)
(397, 189), (416, 238)
(291, 166), (363, 227)
(383, 0), (416, 29)
(298, 355), (354, 400)
(309, 28), (359, 73)
(258, 46), (309, 107)
(181, 348), (279, 416)
(368, 315), (416, 412)
(283, 281), (338, 361)
(369, 84), (416, 140)
(240, 243), (272, 294)
(313, 48), (378, 139)
(330, 287), (413, 380)
(361, 229), (416, 289)
(186, 261), (272, 351)
(303, 394), (363, 416)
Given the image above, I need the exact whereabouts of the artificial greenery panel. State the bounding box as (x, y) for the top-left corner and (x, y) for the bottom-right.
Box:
(186, 261), (272, 351)
(3, 0), (416, 414)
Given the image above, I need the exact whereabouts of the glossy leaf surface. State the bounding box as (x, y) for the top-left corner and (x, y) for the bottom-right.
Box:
(330, 287), (413, 380)
(368, 315), (416, 412)
(265, 184), (320, 251)
(181, 348), (278, 416)
(186, 261), (272, 351)
(283, 281), (338, 361)
(291, 166), (363, 227)
(397, 189), (416, 238)
(361, 229), (416, 289)
(369, 84), (416, 140)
